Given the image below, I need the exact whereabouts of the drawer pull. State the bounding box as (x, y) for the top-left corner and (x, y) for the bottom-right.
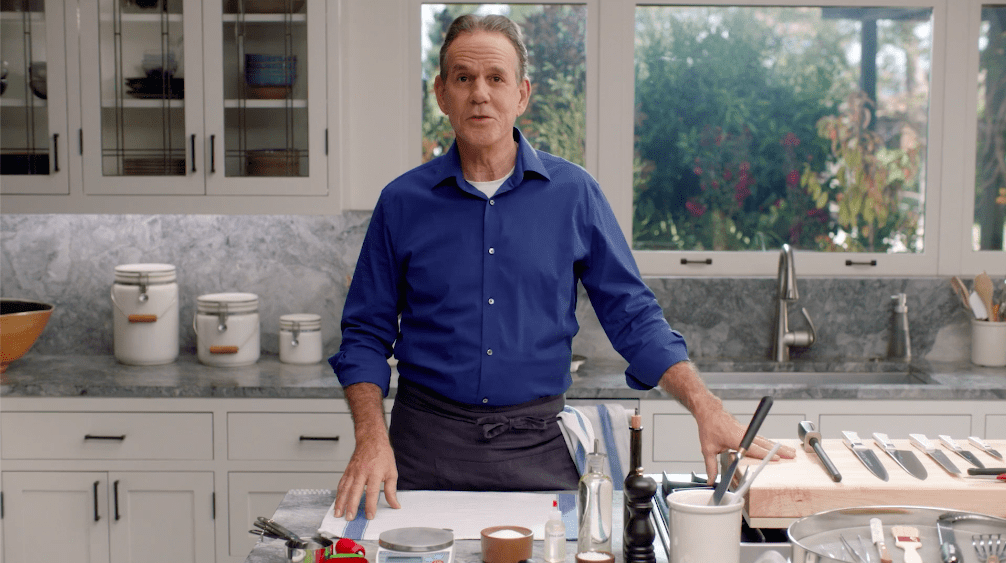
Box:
(210, 345), (239, 354)
(84, 434), (126, 441)
(113, 480), (121, 521)
(93, 481), (101, 522)
(299, 435), (340, 442)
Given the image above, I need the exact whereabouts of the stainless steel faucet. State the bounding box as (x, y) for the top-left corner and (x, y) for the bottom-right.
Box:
(772, 244), (816, 362)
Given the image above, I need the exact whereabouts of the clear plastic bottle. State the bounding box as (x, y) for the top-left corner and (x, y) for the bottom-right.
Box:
(577, 450), (613, 554)
(544, 500), (566, 563)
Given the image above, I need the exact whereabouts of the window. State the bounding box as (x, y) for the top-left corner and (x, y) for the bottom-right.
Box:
(420, 3), (588, 166)
(974, 5), (1006, 252)
(633, 6), (932, 256)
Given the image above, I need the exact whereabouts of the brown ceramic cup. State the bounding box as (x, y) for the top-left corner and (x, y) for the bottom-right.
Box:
(480, 526), (533, 563)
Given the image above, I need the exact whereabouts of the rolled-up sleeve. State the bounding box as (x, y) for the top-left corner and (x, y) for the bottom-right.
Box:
(577, 182), (689, 390)
(328, 196), (401, 397)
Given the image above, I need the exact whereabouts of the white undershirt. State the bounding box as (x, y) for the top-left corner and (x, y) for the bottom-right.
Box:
(467, 166), (515, 197)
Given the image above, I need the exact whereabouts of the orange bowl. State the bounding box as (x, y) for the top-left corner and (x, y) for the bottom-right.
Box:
(1, 298), (54, 373)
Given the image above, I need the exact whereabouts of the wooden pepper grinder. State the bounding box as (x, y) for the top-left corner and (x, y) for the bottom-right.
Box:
(623, 409), (657, 563)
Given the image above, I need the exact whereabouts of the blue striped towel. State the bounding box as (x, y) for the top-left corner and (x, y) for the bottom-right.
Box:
(557, 404), (631, 489)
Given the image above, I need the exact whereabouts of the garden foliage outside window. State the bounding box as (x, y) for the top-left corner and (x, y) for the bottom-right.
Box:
(633, 6), (933, 254)
(976, 5), (1006, 252)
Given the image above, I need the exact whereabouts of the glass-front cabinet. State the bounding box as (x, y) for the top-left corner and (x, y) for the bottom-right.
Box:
(0, 0), (73, 195)
(79, 0), (327, 196)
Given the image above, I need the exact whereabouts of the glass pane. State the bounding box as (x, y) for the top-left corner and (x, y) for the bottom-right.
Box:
(421, 3), (587, 166)
(223, 0), (309, 177)
(0, 2), (51, 176)
(975, 5), (1006, 252)
(99, 0), (185, 176)
(633, 6), (932, 253)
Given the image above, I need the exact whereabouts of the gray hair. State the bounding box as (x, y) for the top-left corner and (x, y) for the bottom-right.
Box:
(439, 14), (529, 83)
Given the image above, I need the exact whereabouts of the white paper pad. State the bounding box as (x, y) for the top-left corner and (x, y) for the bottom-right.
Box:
(319, 491), (577, 541)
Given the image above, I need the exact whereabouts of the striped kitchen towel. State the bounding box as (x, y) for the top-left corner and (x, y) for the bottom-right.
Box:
(557, 404), (631, 488)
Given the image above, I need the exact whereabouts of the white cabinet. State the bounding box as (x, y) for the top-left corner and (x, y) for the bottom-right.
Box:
(0, 0), (79, 195)
(1, 471), (214, 563)
(77, 0), (328, 196)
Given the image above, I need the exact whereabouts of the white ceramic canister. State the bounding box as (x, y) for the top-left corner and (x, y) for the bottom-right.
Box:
(279, 313), (323, 364)
(112, 263), (179, 365)
(195, 292), (260, 367)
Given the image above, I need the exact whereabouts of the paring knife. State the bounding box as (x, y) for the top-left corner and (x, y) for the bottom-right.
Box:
(910, 434), (961, 475)
(939, 435), (985, 468)
(709, 395), (773, 505)
(843, 430), (889, 481)
(969, 436), (1004, 461)
(873, 432), (928, 480)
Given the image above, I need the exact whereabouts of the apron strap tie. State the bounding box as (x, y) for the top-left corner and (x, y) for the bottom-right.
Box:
(475, 415), (549, 439)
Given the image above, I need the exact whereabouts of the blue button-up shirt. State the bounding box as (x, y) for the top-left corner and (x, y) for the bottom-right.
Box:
(330, 129), (688, 406)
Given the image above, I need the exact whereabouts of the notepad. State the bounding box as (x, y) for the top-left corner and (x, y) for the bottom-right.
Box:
(318, 491), (577, 540)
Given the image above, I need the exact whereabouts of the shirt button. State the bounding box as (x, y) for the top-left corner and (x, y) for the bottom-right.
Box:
(489, 199), (495, 205)
(486, 349), (493, 356)
(488, 247), (495, 255)
(482, 398), (489, 404)
(488, 298), (494, 305)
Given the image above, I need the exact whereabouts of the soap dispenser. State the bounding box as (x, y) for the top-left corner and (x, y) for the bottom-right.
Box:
(889, 293), (911, 360)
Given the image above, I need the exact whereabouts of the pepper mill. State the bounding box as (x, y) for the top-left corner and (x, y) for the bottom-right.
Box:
(623, 410), (657, 563)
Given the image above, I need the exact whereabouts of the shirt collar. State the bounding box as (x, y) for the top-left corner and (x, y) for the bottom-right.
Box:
(433, 128), (550, 195)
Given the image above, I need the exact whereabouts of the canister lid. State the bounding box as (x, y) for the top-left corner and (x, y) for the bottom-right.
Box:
(197, 292), (259, 314)
(279, 313), (321, 331)
(378, 528), (454, 552)
(114, 263), (177, 284)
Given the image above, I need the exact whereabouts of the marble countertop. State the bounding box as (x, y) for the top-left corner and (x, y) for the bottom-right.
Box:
(2, 353), (1004, 401)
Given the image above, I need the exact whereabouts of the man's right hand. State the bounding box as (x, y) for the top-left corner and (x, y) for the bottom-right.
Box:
(334, 382), (402, 520)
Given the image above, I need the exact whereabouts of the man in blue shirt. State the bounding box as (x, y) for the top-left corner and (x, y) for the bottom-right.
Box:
(330, 13), (793, 521)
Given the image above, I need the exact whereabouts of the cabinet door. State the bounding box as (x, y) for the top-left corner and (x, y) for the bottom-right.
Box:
(202, 0), (327, 195)
(107, 472), (215, 563)
(79, 0), (205, 194)
(227, 472), (339, 558)
(0, 0), (73, 194)
(1, 472), (111, 563)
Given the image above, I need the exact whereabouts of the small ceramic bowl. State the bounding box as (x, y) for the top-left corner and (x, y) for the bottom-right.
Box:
(480, 526), (532, 563)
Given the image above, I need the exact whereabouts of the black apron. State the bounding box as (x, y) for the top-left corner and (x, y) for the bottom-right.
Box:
(389, 377), (581, 491)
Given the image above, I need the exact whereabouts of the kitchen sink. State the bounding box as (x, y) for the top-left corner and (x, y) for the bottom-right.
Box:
(697, 370), (932, 385)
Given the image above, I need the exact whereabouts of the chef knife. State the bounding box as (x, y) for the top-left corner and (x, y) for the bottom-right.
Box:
(969, 436), (1004, 461)
(909, 433), (961, 475)
(842, 430), (889, 481)
(709, 395), (773, 505)
(873, 432), (928, 480)
(938, 435), (985, 468)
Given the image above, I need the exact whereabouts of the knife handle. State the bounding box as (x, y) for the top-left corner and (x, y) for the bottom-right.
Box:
(843, 430), (864, 449)
(909, 433), (934, 452)
(739, 396), (773, 453)
(938, 435), (960, 451)
(967, 467), (1006, 475)
(873, 432), (895, 450)
(969, 436), (992, 449)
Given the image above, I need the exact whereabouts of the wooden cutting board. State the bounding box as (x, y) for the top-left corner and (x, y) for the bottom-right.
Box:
(742, 439), (1006, 527)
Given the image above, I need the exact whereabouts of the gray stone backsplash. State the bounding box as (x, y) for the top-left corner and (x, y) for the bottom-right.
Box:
(1, 214), (975, 363)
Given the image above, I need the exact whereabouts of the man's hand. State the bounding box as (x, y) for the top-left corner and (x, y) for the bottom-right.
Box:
(657, 361), (797, 485)
(334, 383), (402, 520)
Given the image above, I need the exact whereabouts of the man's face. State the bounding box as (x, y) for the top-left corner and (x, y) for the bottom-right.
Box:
(434, 31), (531, 155)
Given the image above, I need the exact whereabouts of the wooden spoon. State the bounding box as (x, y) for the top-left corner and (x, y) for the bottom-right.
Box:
(974, 272), (996, 321)
(950, 276), (972, 312)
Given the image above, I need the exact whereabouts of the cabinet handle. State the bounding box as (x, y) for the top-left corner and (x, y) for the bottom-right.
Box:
(93, 481), (101, 522)
(84, 434), (126, 441)
(113, 480), (120, 521)
(53, 133), (59, 172)
(190, 134), (197, 173)
(210, 135), (216, 173)
(845, 259), (877, 267)
(299, 435), (340, 442)
(680, 258), (712, 265)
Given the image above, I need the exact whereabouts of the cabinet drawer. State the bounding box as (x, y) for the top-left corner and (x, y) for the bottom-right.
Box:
(0, 412), (213, 460)
(228, 413), (355, 461)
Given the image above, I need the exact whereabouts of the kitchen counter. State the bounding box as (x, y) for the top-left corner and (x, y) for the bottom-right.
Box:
(1, 354), (1003, 400)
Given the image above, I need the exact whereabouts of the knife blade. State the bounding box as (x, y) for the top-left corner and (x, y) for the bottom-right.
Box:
(873, 432), (928, 480)
(709, 395), (773, 505)
(939, 435), (985, 468)
(969, 436), (1004, 461)
(910, 433), (961, 475)
(842, 430), (889, 481)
